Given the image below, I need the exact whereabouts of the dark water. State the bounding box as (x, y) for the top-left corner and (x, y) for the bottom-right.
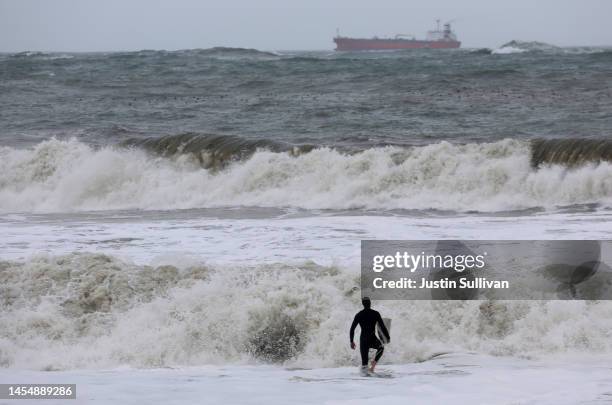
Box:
(0, 46), (610, 214)
(1, 46), (612, 149)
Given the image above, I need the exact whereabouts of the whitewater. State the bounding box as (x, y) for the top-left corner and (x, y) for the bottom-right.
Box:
(1, 136), (612, 405)
(2, 208), (612, 403)
(1, 45), (612, 403)
(0, 138), (610, 213)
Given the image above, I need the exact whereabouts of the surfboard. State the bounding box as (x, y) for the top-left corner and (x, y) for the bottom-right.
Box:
(376, 317), (391, 344)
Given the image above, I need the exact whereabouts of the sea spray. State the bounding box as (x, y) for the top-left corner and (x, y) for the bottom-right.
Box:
(3, 253), (612, 370)
(0, 138), (610, 213)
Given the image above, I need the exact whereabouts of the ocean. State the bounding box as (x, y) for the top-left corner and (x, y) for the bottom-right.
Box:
(1, 43), (612, 403)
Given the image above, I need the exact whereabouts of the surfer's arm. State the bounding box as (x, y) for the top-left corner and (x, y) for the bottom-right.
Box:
(377, 313), (390, 341)
(349, 314), (359, 343)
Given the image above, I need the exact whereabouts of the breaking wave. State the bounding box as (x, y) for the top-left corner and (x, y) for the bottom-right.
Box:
(121, 133), (314, 169)
(531, 138), (612, 167)
(8, 51), (75, 61)
(470, 48), (493, 55)
(492, 46), (526, 55)
(493, 40), (560, 54)
(3, 253), (612, 370)
(195, 46), (279, 58)
(0, 137), (610, 213)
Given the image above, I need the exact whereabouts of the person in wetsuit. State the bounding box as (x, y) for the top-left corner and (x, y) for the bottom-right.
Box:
(349, 297), (390, 372)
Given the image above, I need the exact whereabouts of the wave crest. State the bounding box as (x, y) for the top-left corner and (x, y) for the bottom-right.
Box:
(531, 138), (612, 167)
(494, 40), (560, 54)
(195, 47), (279, 58)
(0, 138), (610, 213)
(121, 133), (314, 169)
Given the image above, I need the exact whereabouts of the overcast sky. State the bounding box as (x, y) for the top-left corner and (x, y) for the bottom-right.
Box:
(1, 0), (611, 52)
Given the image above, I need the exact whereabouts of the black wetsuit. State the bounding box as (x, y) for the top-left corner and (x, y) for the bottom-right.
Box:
(350, 308), (390, 366)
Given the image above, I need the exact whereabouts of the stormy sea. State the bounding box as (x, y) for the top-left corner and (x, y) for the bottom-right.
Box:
(1, 42), (612, 404)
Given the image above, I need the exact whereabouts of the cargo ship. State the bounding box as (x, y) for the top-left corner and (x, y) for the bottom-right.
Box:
(333, 20), (460, 51)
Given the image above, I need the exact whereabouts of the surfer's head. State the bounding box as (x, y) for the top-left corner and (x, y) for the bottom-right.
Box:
(362, 296), (371, 309)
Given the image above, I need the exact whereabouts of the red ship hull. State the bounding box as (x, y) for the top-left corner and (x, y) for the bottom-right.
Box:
(334, 37), (461, 51)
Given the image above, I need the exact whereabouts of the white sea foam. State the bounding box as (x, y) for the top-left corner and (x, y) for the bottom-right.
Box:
(493, 40), (561, 54)
(3, 252), (612, 370)
(4, 354), (612, 404)
(492, 46), (526, 55)
(0, 138), (610, 213)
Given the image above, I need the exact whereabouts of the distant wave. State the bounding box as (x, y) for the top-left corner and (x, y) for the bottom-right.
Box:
(489, 41), (612, 56)
(492, 46), (526, 55)
(588, 49), (612, 59)
(0, 137), (610, 213)
(195, 47), (280, 58)
(470, 48), (493, 55)
(493, 40), (560, 54)
(155, 47), (280, 59)
(10, 51), (50, 58)
(9, 51), (74, 60)
(3, 252), (612, 370)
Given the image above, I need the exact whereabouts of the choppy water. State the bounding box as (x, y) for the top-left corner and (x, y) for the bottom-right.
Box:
(1, 44), (612, 371)
(2, 45), (612, 147)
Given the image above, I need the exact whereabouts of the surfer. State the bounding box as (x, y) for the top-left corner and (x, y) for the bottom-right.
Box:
(349, 297), (390, 372)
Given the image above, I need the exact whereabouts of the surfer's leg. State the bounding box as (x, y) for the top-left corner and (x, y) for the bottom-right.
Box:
(359, 339), (369, 366)
(370, 338), (383, 371)
(374, 343), (384, 362)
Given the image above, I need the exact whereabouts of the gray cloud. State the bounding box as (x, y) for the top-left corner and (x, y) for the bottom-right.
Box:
(1, 0), (611, 52)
